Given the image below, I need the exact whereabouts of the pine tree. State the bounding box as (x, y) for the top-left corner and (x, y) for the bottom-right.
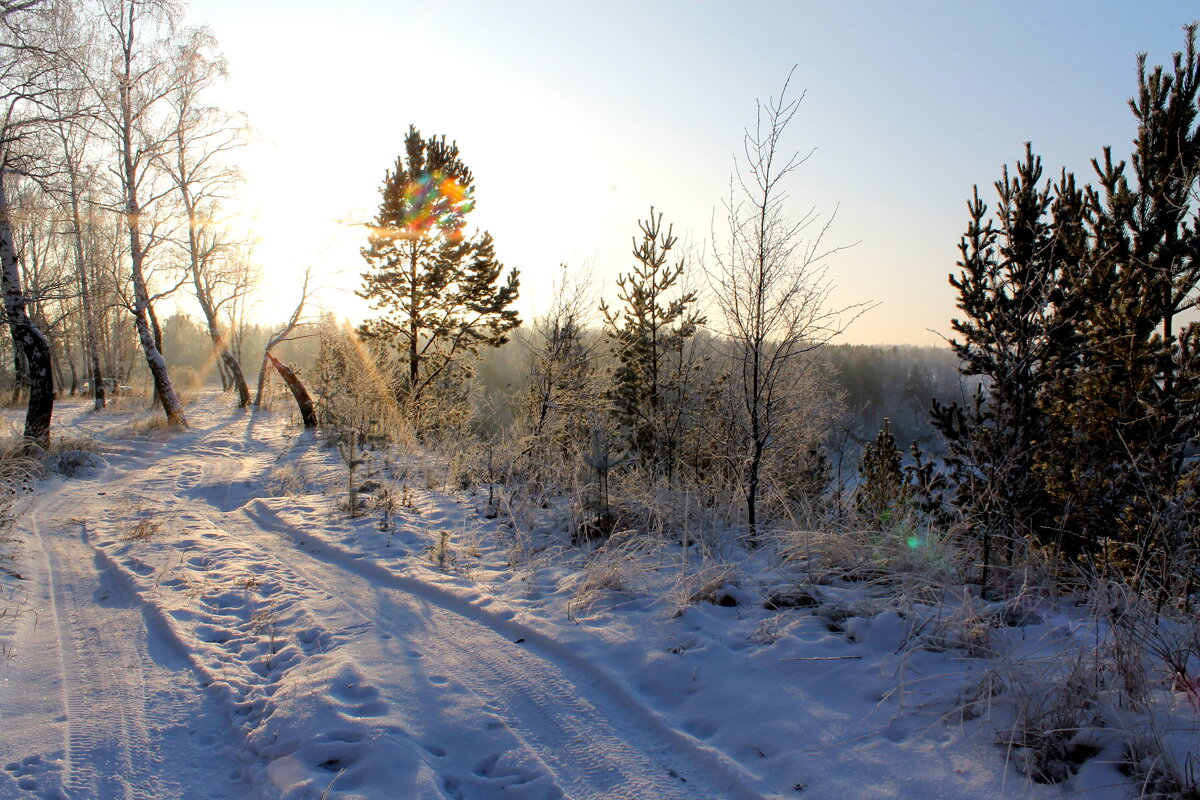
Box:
(1039, 26), (1200, 584)
(903, 441), (947, 522)
(933, 144), (1079, 572)
(358, 126), (520, 421)
(938, 28), (1200, 597)
(856, 418), (903, 525)
(600, 208), (704, 477)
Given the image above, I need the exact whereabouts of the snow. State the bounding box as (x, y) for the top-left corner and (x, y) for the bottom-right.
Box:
(0, 392), (1183, 799)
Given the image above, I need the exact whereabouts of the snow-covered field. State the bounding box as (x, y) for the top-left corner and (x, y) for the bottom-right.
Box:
(0, 393), (1189, 799)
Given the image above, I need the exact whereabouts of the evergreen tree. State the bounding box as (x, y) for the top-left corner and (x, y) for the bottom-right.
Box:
(903, 441), (947, 522)
(600, 208), (704, 477)
(938, 28), (1200, 597)
(856, 418), (903, 524)
(1039, 26), (1200, 583)
(933, 144), (1079, 574)
(359, 126), (520, 420)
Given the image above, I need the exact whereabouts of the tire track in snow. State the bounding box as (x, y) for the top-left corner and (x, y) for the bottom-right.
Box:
(237, 500), (766, 800)
(29, 509), (247, 800)
(41, 526), (169, 800)
(35, 402), (766, 798)
(0, 511), (68, 799)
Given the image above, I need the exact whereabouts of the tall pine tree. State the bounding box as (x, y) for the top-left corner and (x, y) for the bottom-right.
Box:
(600, 208), (704, 478)
(359, 126), (520, 420)
(1039, 26), (1200, 585)
(934, 145), (1077, 567)
(941, 27), (1200, 597)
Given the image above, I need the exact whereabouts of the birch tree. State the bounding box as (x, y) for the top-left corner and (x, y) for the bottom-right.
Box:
(161, 26), (251, 406)
(710, 72), (862, 537)
(0, 0), (64, 449)
(96, 0), (186, 426)
(46, 22), (107, 409)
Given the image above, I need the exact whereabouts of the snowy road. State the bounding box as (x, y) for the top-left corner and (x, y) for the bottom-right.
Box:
(0, 401), (765, 800)
(32, 520), (245, 800)
(237, 501), (757, 800)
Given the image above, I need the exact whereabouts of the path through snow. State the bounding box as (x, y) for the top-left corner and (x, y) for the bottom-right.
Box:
(0, 398), (765, 799)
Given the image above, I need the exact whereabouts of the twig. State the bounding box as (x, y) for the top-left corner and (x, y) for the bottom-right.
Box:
(318, 768), (345, 800)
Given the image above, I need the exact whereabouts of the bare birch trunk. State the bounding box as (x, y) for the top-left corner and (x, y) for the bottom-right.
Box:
(65, 169), (105, 409)
(116, 0), (185, 426)
(193, 275), (249, 407)
(254, 351), (269, 407)
(255, 269), (309, 407)
(9, 331), (25, 404)
(181, 186), (249, 407)
(0, 171), (53, 450)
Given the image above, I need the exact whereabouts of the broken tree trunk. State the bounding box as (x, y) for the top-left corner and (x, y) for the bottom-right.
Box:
(266, 350), (316, 428)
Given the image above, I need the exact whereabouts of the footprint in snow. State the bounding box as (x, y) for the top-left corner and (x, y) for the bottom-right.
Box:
(466, 752), (561, 799)
(297, 626), (331, 654)
(329, 678), (388, 718)
(3, 754), (56, 794)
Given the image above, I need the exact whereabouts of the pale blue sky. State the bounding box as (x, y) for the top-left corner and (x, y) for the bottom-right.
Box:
(188, 1), (1200, 344)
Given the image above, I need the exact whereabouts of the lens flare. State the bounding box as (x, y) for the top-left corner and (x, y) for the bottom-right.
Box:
(399, 170), (474, 241)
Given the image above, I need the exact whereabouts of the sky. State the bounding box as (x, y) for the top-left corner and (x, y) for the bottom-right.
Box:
(184, 0), (1200, 346)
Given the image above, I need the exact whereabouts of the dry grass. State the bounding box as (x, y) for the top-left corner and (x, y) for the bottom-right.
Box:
(665, 562), (743, 617)
(266, 460), (311, 497)
(566, 530), (658, 617)
(44, 433), (107, 477)
(50, 433), (104, 454)
(119, 503), (170, 543)
(1122, 724), (1200, 800)
(0, 438), (40, 537)
(88, 388), (149, 413)
(777, 520), (964, 599)
(1000, 648), (1106, 784)
(122, 515), (164, 542)
(0, 586), (36, 661)
(111, 411), (177, 439)
(916, 593), (999, 657)
(931, 580), (1200, 795)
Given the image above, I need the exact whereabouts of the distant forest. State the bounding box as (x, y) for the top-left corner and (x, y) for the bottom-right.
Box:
(470, 336), (965, 467)
(0, 310), (962, 475)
